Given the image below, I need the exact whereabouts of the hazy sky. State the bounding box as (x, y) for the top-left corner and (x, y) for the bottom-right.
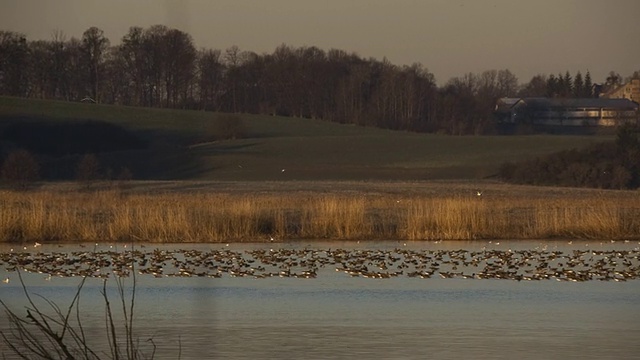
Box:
(1, 0), (638, 84)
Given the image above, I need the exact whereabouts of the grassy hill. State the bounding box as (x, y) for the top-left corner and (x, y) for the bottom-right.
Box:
(0, 96), (613, 181)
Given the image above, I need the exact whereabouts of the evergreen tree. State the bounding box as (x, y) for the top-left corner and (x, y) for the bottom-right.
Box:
(573, 71), (584, 98)
(556, 73), (565, 97)
(546, 74), (558, 97)
(583, 71), (593, 97)
(562, 71), (573, 97)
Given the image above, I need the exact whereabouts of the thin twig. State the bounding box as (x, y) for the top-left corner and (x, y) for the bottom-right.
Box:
(128, 251), (137, 359)
(102, 279), (120, 360)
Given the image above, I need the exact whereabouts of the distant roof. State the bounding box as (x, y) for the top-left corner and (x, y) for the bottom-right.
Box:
(496, 98), (521, 106)
(497, 97), (638, 110)
(495, 98), (524, 112)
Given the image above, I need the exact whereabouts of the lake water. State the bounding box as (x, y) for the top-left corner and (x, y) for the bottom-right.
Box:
(1, 240), (640, 359)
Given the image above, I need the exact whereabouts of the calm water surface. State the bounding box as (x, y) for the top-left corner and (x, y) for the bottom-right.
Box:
(1, 240), (639, 359)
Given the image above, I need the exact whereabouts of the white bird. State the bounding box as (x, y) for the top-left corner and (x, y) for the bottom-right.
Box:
(34, 242), (42, 248)
(476, 191), (483, 196)
(2, 277), (9, 284)
(281, 169), (286, 172)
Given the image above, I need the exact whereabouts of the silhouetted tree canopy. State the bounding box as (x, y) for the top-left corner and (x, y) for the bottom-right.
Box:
(0, 26), (636, 135)
(0, 148), (40, 188)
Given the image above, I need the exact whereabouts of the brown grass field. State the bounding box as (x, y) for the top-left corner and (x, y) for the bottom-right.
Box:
(1, 180), (639, 243)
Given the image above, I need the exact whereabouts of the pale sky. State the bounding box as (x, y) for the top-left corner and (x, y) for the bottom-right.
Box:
(1, 0), (638, 84)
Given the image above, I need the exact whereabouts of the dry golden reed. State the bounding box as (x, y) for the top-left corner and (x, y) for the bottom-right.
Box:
(1, 189), (639, 243)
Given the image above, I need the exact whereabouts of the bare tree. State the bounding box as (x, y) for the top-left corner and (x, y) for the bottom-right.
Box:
(197, 49), (224, 110)
(214, 114), (248, 140)
(0, 31), (29, 96)
(81, 27), (110, 102)
(162, 28), (196, 108)
(223, 45), (244, 67)
(119, 26), (146, 106)
(1, 149), (40, 189)
(76, 153), (102, 186)
(496, 69), (518, 97)
(604, 71), (623, 92)
(102, 46), (129, 104)
(519, 74), (547, 97)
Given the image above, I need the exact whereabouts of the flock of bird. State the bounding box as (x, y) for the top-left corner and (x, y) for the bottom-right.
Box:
(1, 245), (639, 282)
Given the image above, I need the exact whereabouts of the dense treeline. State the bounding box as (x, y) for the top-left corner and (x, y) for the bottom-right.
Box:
(499, 125), (640, 189)
(0, 26), (637, 135)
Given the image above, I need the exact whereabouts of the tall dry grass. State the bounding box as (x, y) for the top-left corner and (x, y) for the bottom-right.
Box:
(1, 189), (639, 243)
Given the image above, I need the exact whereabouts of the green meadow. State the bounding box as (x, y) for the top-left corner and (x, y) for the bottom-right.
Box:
(0, 96), (612, 181)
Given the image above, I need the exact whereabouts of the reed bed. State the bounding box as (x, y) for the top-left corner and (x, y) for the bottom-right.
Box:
(1, 189), (639, 243)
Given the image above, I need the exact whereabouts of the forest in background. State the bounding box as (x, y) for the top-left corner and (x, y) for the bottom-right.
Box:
(1, 25), (638, 135)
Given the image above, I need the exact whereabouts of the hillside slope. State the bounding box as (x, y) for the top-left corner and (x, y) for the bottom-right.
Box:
(0, 96), (612, 181)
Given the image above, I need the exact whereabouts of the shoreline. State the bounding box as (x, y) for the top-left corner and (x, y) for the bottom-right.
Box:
(15, 178), (638, 198)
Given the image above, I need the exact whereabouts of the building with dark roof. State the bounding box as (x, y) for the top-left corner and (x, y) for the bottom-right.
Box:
(495, 97), (638, 127)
